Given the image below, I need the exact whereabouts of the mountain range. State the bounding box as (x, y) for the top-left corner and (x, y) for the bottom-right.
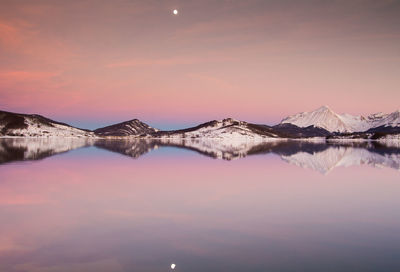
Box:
(1, 107), (400, 141)
(282, 105), (400, 133)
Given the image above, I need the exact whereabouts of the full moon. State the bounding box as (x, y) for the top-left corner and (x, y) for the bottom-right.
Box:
(171, 263), (176, 269)
(173, 9), (178, 15)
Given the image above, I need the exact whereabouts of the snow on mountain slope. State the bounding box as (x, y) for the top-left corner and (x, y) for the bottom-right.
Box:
(158, 118), (280, 143)
(281, 106), (400, 133)
(369, 110), (400, 128)
(0, 110), (94, 137)
(281, 106), (355, 133)
(179, 118), (270, 140)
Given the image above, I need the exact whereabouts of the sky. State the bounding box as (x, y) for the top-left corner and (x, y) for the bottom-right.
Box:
(0, 0), (400, 130)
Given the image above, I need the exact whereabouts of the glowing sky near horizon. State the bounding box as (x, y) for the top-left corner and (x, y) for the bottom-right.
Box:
(0, 0), (400, 129)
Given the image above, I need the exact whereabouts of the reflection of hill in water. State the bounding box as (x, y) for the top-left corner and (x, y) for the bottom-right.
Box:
(0, 138), (399, 173)
(94, 139), (159, 158)
(0, 138), (94, 164)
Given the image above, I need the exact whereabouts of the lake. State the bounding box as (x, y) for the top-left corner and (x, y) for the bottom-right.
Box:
(0, 138), (399, 271)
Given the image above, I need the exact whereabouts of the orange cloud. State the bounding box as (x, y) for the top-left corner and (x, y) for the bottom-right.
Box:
(0, 21), (21, 48)
(0, 70), (60, 81)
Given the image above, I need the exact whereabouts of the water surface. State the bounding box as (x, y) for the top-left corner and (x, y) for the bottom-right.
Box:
(0, 138), (399, 271)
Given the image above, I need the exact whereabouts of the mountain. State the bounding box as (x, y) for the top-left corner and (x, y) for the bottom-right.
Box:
(154, 118), (332, 141)
(1, 108), (399, 140)
(281, 106), (400, 133)
(155, 118), (281, 140)
(0, 110), (94, 137)
(368, 110), (400, 128)
(94, 119), (158, 137)
(281, 106), (366, 132)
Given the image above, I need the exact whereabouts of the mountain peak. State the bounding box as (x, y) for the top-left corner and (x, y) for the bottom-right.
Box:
(317, 105), (332, 111)
(281, 106), (351, 133)
(221, 118), (241, 125)
(94, 119), (158, 136)
(281, 106), (400, 133)
(0, 110), (93, 137)
(126, 118), (142, 123)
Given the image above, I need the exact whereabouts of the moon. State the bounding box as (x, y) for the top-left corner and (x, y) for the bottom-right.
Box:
(173, 9), (178, 15)
(171, 263), (176, 269)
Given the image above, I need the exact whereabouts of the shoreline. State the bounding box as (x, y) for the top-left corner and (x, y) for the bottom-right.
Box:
(1, 135), (399, 143)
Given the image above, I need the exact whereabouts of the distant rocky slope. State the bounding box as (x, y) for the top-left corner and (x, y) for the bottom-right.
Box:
(94, 119), (158, 136)
(0, 110), (94, 137)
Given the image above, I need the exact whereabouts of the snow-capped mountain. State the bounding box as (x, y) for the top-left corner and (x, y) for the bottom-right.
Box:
(281, 106), (400, 133)
(94, 119), (158, 137)
(1, 108), (399, 140)
(0, 110), (94, 137)
(156, 118), (281, 141)
(368, 110), (400, 128)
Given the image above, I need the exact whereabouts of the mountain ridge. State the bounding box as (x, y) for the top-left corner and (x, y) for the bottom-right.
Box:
(0, 110), (93, 137)
(1, 107), (399, 140)
(94, 119), (158, 137)
(282, 106), (400, 133)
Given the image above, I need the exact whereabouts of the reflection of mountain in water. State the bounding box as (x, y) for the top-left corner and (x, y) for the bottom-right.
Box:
(0, 138), (94, 164)
(0, 138), (399, 173)
(94, 139), (160, 158)
(281, 146), (400, 174)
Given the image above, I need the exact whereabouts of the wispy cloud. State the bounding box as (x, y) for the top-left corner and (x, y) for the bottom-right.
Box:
(106, 56), (206, 68)
(0, 70), (61, 81)
(106, 54), (235, 68)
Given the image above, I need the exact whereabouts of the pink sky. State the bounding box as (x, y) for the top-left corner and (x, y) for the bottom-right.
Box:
(0, 0), (399, 129)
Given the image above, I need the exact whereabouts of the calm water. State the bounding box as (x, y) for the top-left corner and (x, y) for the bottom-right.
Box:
(0, 138), (400, 272)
